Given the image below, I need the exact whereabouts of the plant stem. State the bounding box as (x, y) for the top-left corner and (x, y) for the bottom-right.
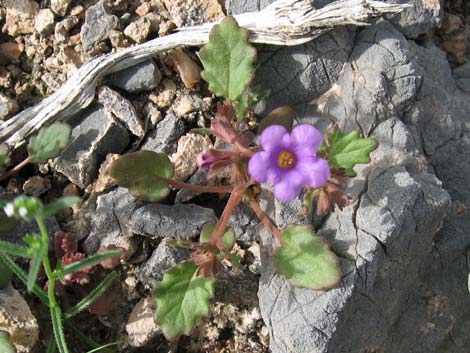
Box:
(209, 182), (250, 249)
(234, 141), (254, 158)
(167, 178), (232, 193)
(247, 197), (285, 245)
(36, 216), (69, 353)
(0, 157), (32, 182)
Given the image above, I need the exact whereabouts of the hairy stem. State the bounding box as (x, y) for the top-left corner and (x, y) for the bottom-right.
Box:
(0, 157), (31, 182)
(209, 182), (251, 249)
(234, 141), (255, 158)
(167, 178), (232, 193)
(248, 196), (284, 245)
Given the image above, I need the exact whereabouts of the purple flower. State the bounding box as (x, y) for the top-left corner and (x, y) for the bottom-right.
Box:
(248, 124), (330, 202)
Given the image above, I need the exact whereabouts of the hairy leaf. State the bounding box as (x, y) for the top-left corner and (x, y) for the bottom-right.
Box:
(23, 234), (47, 291)
(28, 123), (71, 163)
(275, 225), (341, 290)
(51, 305), (69, 353)
(199, 16), (256, 101)
(258, 106), (295, 134)
(199, 223), (236, 251)
(155, 261), (214, 338)
(327, 129), (377, 176)
(110, 151), (174, 202)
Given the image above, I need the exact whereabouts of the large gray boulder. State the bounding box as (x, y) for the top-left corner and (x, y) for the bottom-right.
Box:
(254, 18), (470, 353)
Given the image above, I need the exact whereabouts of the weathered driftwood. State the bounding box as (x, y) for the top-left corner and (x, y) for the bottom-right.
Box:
(0, 0), (406, 149)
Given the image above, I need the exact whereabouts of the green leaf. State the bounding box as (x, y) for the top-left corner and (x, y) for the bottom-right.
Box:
(64, 271), (116, 319)
(0, 256), (12, 289)
(0, 240), (32, 258)
(62, 250), (121, 277)
(40, 196), (81, 219)
(0, 253), (50, 305)
(199, 16), (256, 101)
(275, 225), (341, 290)
(199, 223), (236, 251)
(0, 144), (9, 173)
(155, 261), (214, 338)
(110, 151), (174, 202)
(258, 106), (295, 134)
(28, 123), (71, 163)
(23, 234), (47, 291)
(327, 129), (377, 177)
(51, 305), (69, 353)
(0, 332), (15, 353)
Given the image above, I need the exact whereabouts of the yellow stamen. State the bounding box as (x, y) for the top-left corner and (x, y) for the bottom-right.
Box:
(277, 151), (296, 169)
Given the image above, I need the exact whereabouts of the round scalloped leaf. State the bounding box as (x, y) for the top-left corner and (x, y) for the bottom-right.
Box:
(258, 106), (295, 134)
(199, 223), (236, 251)
(27, 123), (71, 163)
(328, 129), (377, 176)
(109, 150), (174, 202)
(155, 261), (214, 339)
(199, 16), (256, 101)
(275, 224), (341, 290)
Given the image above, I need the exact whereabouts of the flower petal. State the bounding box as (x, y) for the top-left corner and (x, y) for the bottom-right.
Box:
(248, 151), (275, 183)
(273, 171), (304, 202)
(260, 125), (289, 151)
(291, 124), (323, 152)
(297, 156), (330, 188)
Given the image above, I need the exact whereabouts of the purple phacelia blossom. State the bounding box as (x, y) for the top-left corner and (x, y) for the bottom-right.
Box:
(248, 124), (330, 202)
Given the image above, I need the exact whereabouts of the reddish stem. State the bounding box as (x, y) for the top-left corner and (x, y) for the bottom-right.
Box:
(209, 182), (250, 249)
(248, 196), (285, 245)
(167, 178), (232, 193)
(0, 157), (32, 182)
(234, 141), (255, 158)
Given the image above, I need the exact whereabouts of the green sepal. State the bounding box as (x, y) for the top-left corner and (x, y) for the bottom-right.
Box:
(28, 123), (72, 163)
(275, 225), (341, 290)
(199, 16), (256, 101)
(199, 223), (236, 251)
(326, 128), (377, 176)
(258, 106), (295, 134)
(110, 150), (174, 202)
(155, 261), (214, 339)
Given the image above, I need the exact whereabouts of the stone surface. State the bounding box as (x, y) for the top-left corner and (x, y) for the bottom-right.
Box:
(140, 113), (185, 154)
(80, 0), (118, 51)
(129, 203), (217, 239)
(171, 94), (204, 118)
(34, 9), (55, 35)
(149, 78), (176, 108)
(51, 106), (130, 188)
(138, 240), (190, 288)
(23, 176), (51, 197)
(0, 285), (39, 353)
(126, 296), (161, 347)
(83, 187), (139, 255)
(0, 94), (19, 121)
(97, 86), (145, 137)
(252, 19), (470, 353)
(124, 17), (151, 43)
(3, 0), (39, 36)
(106, 60), (161, 93)
(51, 0), (72, 17)
(163, 0), (225, 27)
(170, 133), (212, 180)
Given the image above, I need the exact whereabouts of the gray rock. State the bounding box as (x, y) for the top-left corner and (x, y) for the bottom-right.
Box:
(106, 60), (161, 93)
(228, 203), (259, 246)
(138, 240), (190, 288)
(51, 106), (130, 188)
(0, 94), (19, 121)
(174, 168), (209, 203)
(453, 62), (470, 93)
(0, 285), (39, 353)
(51, 0), (71, 16)
(97, 86), (145, 137)
(255, 19), (470, 353)
(129, 203), (217, 239)
(83, 187), (140, 255)
(80, 0), (118, 51)
(140, 113), (184, 155)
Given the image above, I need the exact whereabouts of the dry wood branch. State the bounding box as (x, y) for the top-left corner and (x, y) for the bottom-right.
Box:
(0, 0), (406, 150)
